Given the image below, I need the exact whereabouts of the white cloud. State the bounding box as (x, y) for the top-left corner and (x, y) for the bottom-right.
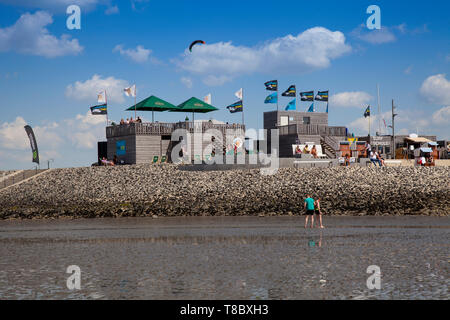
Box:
(202, 75), (233, 86)
(0, 11), (83, 57)
(420, 74), (450, 105)
(432, 106), (450, 125)
(404, 65), (413, 75)
(113, 44), (159, 64)
(174, 27), (351, 85)
(329, 91), (373, 108)
(65, 74), (130, 103)
(351, 24), (396, 44)
(180, 77), (193, 89)
(105, 5), (119, 15)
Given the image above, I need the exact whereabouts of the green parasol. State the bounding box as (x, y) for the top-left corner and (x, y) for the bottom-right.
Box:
(171, 97), (218, 122)
(126, 95), (179, 122)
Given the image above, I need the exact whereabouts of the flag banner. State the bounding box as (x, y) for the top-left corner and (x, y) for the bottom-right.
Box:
(264, 80), (278, 91)
(97, 90), (107, 104)
(90, 104), (108, 115)
(326, 102), (329, 113)
(24, 125), (39, 165)
(227, 100), (243, 113)
(285, 99), (296, 111)
(264, 92), (278, 104)
(235, 88), (243, 100)
(307, 103), (314, 112)
(364, 106), (371, 118)
(300, 91), (314, 101)
(203, 93), (211, 105)
(315, 90), (329, 101)
(124, 85), (136, 97)
(282, 85), (296, 97)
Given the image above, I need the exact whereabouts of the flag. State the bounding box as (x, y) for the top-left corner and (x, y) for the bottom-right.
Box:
(300, 91), (314, 101)
(227, 100), (243, 113)
(307, 103), (314, 112)
(326, 102), (329, 113)
(97, 90), (107, 104)
(90, 104), (108, 115)
(235, 88), (243, 100)
(264, 92), (278, 104)
(364, 106), (371, 118)
(124, 85), (136, 97)
(264, 80), (278, 91)
(285, 99), (296, 111)
(315, 90), (329, 101)
(383, 118), (387, 128)
(282, 85), (296, 97)
(24, 125), (39, 165)
(203, 93), (211, 104)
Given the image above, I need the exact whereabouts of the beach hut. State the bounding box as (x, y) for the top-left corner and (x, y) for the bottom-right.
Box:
(126, 95), (179, 122)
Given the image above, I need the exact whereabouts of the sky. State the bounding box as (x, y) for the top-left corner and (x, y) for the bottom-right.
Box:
(0, 0), (449, 170)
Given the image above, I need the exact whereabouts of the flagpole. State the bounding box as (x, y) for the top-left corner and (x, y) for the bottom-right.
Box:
(134, 84), (137, 121)
(105, 90), (109, 126)
(241, 88), (245, 126)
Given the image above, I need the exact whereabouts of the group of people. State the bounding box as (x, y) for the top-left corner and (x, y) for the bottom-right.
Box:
(367, 144), (385, 167)
(294, 144), (319, 158)
(100, 155), (119, 166)
(119, 117), (142, 125)
(304, 195), (324, 228)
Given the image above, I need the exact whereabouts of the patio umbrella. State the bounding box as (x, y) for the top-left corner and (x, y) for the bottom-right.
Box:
(170, 97), (218, 123)
(126, 95), (179, 122)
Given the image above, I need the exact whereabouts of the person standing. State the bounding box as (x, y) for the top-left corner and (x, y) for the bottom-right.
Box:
(304, 194), (315, 228)
(314, 198), (324, 229)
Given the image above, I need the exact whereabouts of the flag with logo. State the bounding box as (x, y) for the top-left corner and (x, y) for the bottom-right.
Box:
(203, 93), (211, 105)
(264, 80), (278, 91)
(90, 104), (108, 115)
(307, 103), (314, 112)
(124, 85), (136, 97)
(300, 91), (314, 101)
(285, 99), (296, 111)
(264, 92), (278, 104)
(315, 90), (329, 101)
(235, 88), (243, 100)
(97, 90), (107, 104)
(282, 85), (296, 97)
(227, 100), (243, 113)
(364, 106), (371, 118)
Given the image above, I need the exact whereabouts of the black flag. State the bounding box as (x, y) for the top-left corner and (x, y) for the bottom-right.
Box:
(24, 125), (39, 165)
(282, 85), (296, 97)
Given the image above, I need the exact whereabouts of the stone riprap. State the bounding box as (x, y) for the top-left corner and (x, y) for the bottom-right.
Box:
(0, 165), (448, 219)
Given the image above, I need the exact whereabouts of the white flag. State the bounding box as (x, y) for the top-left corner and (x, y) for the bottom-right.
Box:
(124, 84), (136, 97)
(203, 93), (211, 105)
(235, 88), (243, 100)
(97, 90), (106, 104)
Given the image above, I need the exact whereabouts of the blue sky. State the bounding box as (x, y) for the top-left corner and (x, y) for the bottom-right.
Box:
(0, 0), (449, 169)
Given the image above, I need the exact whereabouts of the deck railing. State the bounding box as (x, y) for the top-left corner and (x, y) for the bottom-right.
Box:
(106, 122), (246, 138)
(278, 124), (348, 137)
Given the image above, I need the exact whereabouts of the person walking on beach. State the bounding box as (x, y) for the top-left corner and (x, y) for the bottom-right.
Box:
(314, 198), (324, 229)
(304, 194), (315, 228)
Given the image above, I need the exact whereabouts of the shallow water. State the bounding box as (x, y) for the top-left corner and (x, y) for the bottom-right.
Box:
(0, 216), (448, 300)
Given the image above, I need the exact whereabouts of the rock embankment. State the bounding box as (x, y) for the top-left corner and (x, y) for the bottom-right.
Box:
(0, 165), (448, 219)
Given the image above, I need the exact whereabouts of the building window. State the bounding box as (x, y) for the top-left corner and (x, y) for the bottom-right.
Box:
(280, 116), (288, 126)
(303, 117), (310, 124)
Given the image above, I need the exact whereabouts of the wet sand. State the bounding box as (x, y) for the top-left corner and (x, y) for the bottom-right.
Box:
(0, 216), (448, 300)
